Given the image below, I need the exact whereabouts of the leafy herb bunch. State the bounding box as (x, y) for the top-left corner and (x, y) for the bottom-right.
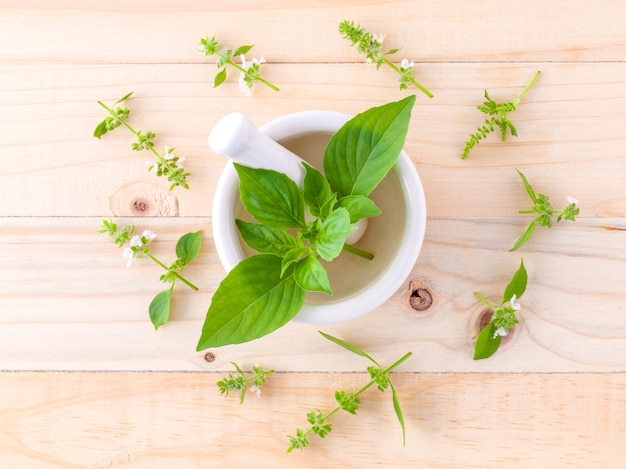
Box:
(196, 96), (416, 351)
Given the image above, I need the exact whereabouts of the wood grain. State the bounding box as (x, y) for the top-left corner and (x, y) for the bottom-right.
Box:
(0, 372), (624, 468)
(1, 217), (624, 372)
(2, 63), (626, 217)
(2, 0), (626, 466)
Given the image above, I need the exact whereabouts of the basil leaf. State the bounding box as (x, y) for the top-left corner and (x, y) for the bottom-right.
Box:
(303, 163), (332, 218)
(214, 68), (227, 88)
(236, 219), (297, 256)
(315, 207), (356, 261)
(390, 382), (406, 447)
(516, 169), (537, 203)
(473, 323), (502, 360)
(336, 195), (381, 223)
(149, 288), (172, 330)
(93, 120), (109, 139)
(176, 231), (202, 265)
(502, 259), (528, 304)
(235, 163), (306, 230)
(196, 254), (305, 349)
(234, 45), (254, 56)
(324, 95), (415, 198)
(319, 331), (379, 365)
(281, 247), (304, 277)
(294, 254), (332, 294)
(509, 221), (536, 252)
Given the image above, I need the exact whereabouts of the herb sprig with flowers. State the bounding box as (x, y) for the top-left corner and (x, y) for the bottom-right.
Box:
(200, 35), (279, 95)
(473, 259), (527, 360)
(287, 332), (411, 453)
(99, 220), (201, 329)
(94, 92), (191, 190)
(217, 362), (274, 404)
(511, 169), (580, 251)
(338, 20), (433, 97)
(462, 71), (541, 159)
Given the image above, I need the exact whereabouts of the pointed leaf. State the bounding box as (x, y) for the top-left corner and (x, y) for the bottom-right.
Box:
(516, 169), (537, 203)
(294, 254), (332, 294)
(324, 95), (415, 198)
(196, 254), (305, 349)
(473, 323), (502, 360)
(236, 219), (298, 256)
(335, 195), (381, 223)
(93, 120), (109, 139)
(315, 207), (355, 261)
(214, 68), (227, 87)
(149, 288), (172, 330)
(235, 164), (306, 230)
(390, 382), (406, 446)
(234, 45), (254, 56)
(502, 259), (528, 304)
(176, 231), (202, 265)
(509, 220), (537, 252)
(318, 331), (379, 365)
(303, 163), (332, 218)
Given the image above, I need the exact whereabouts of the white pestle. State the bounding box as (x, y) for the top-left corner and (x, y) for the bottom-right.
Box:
(208, 112), (367, 245)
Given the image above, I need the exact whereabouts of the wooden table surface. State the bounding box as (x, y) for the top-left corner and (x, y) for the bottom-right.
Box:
(2, 1), (626, 467)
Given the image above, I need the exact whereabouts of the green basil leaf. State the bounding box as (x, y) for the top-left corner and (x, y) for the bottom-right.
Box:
(235, 163), (306, 230)
(93, 120), (109, 139)
(176, 231), (203, 265)
(294, 254), (332, 295)
(473, 323), (502, 360)
(335, 195), (382, 223)
(196, 254), (305, 349)
(516, 169), (537, 203)
(502, 259), (528, 304)
(303, 163), (332, 218)
(509, 221), (537, 252)
(234, 45), (254, 56)
(214, 68), (227, 88)
(149, 288), (172, 330)
(390, 382), (406, 447)
(235, 219), (297, 256)
(281, 247), (305, 277)
(324, 95), (415, 198)
(315, 207), (355, 261)
(318, 331), (379, 365)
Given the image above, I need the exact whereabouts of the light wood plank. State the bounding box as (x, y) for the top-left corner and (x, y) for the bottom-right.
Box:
(0, 372), (624, 468)
(2, 0), (626, 63)
(1, 217), (624, 372)
(2, 63), (626, 218)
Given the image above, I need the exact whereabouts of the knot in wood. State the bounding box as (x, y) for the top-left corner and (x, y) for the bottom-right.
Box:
(409, 284), (433, 311)
(133, 198), (149, 212)
(203, 352), (216, 363)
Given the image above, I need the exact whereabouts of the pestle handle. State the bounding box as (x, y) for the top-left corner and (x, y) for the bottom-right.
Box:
(208, 112), (306, 186)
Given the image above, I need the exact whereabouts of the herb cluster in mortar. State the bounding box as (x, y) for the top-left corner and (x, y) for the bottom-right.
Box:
(196, 95), (416, 351)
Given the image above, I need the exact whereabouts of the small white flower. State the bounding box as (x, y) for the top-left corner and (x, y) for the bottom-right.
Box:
(163, 146), (175, 160)
(141, 230), (156, 242)
(249, 384), (261, 398)
(123, 247), (134, 267)
(401, 58), (414, 69)
(510, 294), (521, 311)
(130, 235), (142, 248)
(372, 33), (385, 44)
(177, 156), (185, 165)
(238, 74), (251, 96)
(493, 327), (508, 339)
(145, 160), (156, 172)
(566, 196), (579, 206)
